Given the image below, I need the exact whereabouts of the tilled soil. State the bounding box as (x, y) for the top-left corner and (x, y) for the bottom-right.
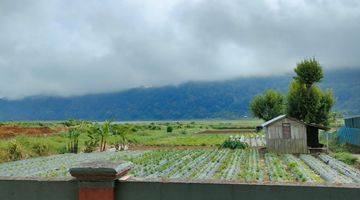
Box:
(0, 125), (66, 139)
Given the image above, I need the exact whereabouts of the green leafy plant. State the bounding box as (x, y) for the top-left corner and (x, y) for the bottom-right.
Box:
(113, 125), (131, 151)
(0, 149), (8, 163)
(250, 89), (285, 121)
(99, 121), (112, 152)
(287, 58), (334, 125)
(31, 142), (50, 156)
(67, 128), (80, 153)
(7, 141), (25, 161)
(221, 136), (249, 150)
(62, 119), (82, 127)
(332, 152), (358, 165)
(83, 124), (100, 153)
(57, 145), (69, 154)
(166, 126), (173, 133)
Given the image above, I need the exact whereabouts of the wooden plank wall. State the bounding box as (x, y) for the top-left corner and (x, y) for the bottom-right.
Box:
(266, 118), (308, 153)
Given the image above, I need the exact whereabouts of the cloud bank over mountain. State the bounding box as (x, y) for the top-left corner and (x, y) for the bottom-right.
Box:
(0, 0), (359, 99)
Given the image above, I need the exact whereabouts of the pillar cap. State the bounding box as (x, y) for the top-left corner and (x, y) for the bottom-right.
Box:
(69, 161), (132, 181)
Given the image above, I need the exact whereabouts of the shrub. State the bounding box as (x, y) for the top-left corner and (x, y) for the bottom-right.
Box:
(166, 126), (173, 133)
(31, 142), (50, 156)
(83, 140), (98, 153)
(57, 145), (69, 154)
(67, 128), (81, 153)
(180, 130), (187, 135)
(99, 121), (112, 152)
(82, 124), (100, 153)
(332, 152), (358, 165)
(221, 136), (249, 150)
(62, 119), (81, 127)
(0, 149), (9, 163)
(7, 141), (25, 161)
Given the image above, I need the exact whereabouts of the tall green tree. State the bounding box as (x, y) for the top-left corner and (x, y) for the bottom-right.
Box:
(250, 89), (285, 121)
(287, 58), (334, 125)
(294, 58), (324, 90)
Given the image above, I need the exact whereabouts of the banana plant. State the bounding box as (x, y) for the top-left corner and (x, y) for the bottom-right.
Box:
(113, 125), (131, 150)
(83, 123), (101, 153)
(67, 128), (80, 153)
(99, 121), (112, 151)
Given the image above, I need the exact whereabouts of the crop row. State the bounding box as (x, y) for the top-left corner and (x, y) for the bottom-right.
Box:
(0, 151), (141, 178)
(131, 150), (360, 185)
(0, 149), (359, 186)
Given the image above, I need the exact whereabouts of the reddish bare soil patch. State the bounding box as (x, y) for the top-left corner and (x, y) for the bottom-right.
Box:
(197, 129), (255, 134)
(0, 125), (66, 139)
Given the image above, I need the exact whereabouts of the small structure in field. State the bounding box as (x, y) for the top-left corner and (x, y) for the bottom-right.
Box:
(259, 115), (329, 154)
(345, 115), (360, 129)
(337, 115), (360, 147)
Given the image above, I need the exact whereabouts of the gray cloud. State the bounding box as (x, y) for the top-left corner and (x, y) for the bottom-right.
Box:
(0, 0), (359, 99)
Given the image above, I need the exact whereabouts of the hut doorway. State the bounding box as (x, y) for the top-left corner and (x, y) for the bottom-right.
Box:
(306, 126), (323, 148)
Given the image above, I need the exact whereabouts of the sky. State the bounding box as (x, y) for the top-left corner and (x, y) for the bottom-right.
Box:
(0, 0), (360, 99)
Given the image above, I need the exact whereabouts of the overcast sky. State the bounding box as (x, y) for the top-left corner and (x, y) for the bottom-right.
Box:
(0, 0), (360, 99)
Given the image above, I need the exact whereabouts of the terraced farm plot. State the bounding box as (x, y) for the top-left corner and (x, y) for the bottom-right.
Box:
(0, 149), (359, 186)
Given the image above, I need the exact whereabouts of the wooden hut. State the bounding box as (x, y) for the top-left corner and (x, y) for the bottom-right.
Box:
(260, 115), (329, 154)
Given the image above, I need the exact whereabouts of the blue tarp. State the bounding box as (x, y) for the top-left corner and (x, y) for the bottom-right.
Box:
(337, 126), (360, 147)
(345, 116), (360, 129)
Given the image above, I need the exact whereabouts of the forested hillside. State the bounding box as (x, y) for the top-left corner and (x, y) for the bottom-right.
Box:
(0, 68), (359, 121)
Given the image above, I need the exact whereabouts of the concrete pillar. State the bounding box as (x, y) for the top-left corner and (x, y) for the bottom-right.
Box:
(78, 181), (115, 200)
(70, 161), (131, 200)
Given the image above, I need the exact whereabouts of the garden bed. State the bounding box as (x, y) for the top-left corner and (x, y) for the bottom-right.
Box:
(1, 149), (359, 187)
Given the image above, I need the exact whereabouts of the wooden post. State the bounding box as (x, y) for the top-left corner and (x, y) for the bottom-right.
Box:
(70, 161), (131, 200)
(326, 132), (329, 153)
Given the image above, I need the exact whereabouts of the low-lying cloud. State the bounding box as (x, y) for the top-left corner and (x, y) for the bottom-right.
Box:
(0, 0), (359, 99)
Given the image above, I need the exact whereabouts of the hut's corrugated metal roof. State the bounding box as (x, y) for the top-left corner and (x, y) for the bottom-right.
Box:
(344, 115), (360, 119)
(260, 115), (329, 130)
(261, 115), (286, 127)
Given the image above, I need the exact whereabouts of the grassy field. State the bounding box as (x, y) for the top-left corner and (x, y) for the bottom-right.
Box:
(0, 119), (262, 163)
(1, 118), (359, 186)
(0, 118), (354, 164)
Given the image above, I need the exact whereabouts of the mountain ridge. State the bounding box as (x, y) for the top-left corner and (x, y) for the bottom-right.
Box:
(0, 68), (359, 121)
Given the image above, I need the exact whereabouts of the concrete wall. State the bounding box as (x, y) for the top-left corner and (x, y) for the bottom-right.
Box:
(0, 179), (77, 200)
(117, 180), (360, 200)
(1, 179), (360, 200)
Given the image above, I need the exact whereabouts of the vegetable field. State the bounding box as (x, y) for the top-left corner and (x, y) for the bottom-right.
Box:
(1, 149), (359, 186)
(129, 149), (360, 184)
(0, 151), (140, 179)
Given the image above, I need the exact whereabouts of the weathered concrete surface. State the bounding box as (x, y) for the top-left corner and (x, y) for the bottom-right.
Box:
(0, 179), (77, 200)
(69, 161), (131, 181)
(116, 180), (360, 200)
(1, 179), (360, 200)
